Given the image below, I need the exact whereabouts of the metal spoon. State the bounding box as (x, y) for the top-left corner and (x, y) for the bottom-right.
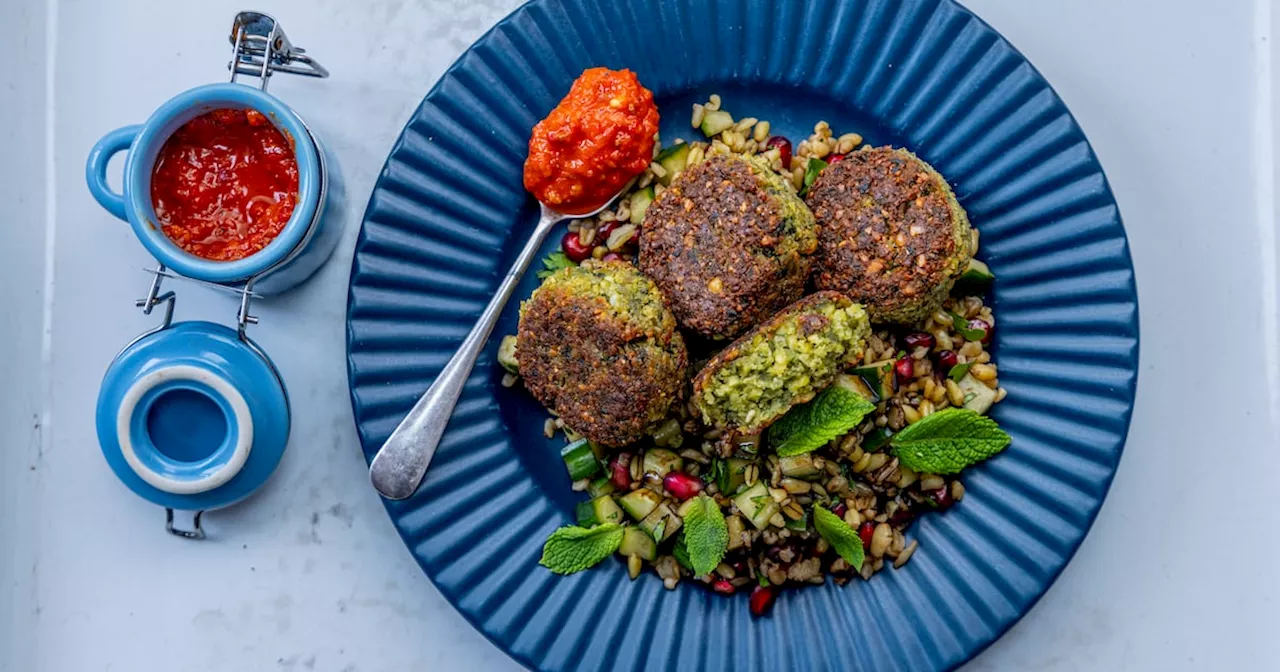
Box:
(369, 194), (627, 500)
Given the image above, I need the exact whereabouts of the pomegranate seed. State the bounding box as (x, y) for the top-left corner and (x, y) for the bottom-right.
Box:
(927, 485), (954, 510)
(610, 453), (632, 490)
(749, 584), (777, 617)
(894, 357), (914, 384)
(935, 350), (959, 374)
(663, 471), (705, 500)
(560, 230), (593, 263)
(830, 502), (848, 518)
(765, 136), (793, 170)
(967, 318), (993, 344)
(713, 579), (735, 595)
(729, 558), (748, 573)
(889, 504), (916, 526)
(858, 522), (875, 548)
(827, 152), (847, 164)
(902, 331), (935, 351)
(601, 252), (623, 262)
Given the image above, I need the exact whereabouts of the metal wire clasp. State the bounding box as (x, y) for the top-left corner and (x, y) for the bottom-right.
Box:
(228, 11), (329, 91)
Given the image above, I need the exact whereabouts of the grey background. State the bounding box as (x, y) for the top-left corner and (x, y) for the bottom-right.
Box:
(2, 0), (1277, 670)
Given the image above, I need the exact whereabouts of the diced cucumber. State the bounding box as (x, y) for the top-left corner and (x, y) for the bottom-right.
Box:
(716, 457), (753, 495)
(650, 418), (684, 449)
(630, 186), (655, 225)
(497, 335), (519, 373)
(675, 497), (697, 518)
(655, 143), (692, 186)
(619, 488), (663, 521)
(735, 433), (761, 455)
(784, 508), (809, 532)
(672, 534), (692, 569)
(586, 477), (616, 499)
(592, 495), (624, 526)
(850, 361), (895, 401)
(699, 110), (734, 138)
(863, 427), (892, 453)
(618, 526), (658, 561)
(843, 375), (880, 403)
(954, 258), (995, 296)
(642, 448), (683, 477)
(560, 439), (599, 481)
(733, 481), (780, 530)
(575, 500), (598, 527)
(575, 497), (621, 531)
(957, 373), (997, 415)
(639, 502), (682, 542)
(726, 515), (746, 550)
(959, 259), (995, 284)
(778, 454), (822, 480)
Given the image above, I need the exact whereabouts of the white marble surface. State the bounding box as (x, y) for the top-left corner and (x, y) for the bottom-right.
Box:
(2, 0), (1277, 670)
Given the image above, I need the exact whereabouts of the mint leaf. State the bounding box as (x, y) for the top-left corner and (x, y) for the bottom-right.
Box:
(813, 507), (864, 571)
(948, 311), (986, 341)
(682, 494), (728, 576)
(890, 408), (1011, 474)
(798, 158), (828, 197)
(539, 523), (624, 575)
(770, 375), (877, 457)
(947, 362), (974, 382)
(536, 251), (577, 280)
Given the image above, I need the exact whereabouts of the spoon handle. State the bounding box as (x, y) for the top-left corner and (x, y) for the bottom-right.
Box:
(369, 208), (562, 500)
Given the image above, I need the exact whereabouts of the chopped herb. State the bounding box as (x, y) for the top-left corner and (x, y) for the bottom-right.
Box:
(948, 311), (987, 341)
(798, 158), (828, 197)
(536, 251), (577, 279)
(948, 362), (974, 381)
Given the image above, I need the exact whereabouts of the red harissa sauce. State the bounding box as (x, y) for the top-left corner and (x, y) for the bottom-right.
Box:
(151, 109), (299, 261)
(523, 68), (659, 214)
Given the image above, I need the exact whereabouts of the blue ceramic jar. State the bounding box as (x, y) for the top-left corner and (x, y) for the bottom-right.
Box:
(95, 322), (290, 512)
(85, 13), (336, 534)
(86, 82), (342, 295)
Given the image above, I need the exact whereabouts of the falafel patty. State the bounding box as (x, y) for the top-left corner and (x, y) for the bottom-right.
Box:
(691, 290), (870, 438)
(806, 147), (972, 324)
(517, 260), (688, 447)
(639, 154), (818, 340)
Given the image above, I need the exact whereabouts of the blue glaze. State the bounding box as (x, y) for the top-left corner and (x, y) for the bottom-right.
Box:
(97, 322), (290, 511)
(85, 83), (341, 295)
(345, 1), (1140, 670)
(132, 379), (238, 471)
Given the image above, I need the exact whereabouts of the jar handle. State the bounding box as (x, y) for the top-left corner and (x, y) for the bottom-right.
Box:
(85, 125), (142, 221)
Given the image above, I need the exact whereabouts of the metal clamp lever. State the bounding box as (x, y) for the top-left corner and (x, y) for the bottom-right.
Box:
(165, 508), (206, 540)
(228, 11), (329, 91)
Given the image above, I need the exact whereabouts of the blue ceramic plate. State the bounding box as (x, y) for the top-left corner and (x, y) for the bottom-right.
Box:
(346, 1), (1139, 670)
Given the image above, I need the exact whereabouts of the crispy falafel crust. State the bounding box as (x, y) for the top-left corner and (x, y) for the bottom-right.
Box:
(517, 261), (688, 447)
(806, 147), (972, 323)
(639, 154), (818, 340)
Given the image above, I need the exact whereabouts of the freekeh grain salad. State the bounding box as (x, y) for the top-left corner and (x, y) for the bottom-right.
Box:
(502, 83), (1011, 617)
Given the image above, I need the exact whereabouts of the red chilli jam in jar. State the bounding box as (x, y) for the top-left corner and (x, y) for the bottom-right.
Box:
(150, 109), (299, 261)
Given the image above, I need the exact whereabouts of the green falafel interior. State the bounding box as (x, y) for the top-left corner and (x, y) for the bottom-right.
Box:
(692, 292), (871, 437)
